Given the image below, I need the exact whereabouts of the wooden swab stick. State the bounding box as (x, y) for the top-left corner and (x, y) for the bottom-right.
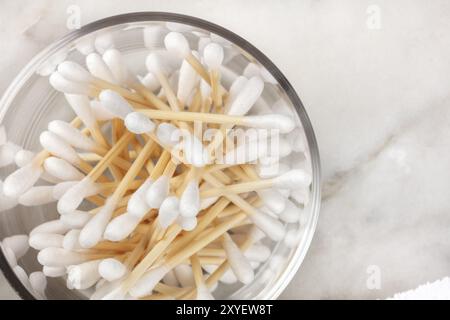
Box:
(137, 109), (293, 132)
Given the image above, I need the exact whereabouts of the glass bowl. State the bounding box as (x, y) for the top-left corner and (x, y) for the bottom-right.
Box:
(0, 12), (321, 300)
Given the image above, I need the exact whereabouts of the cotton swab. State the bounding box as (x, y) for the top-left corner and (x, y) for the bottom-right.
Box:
(3, 156), (45, 197)
(221, 233), (254, 284)
(0, 142), (21, 167)
(1, 235), (29, 259)
(200, 169), (312, 197)
(103, 212), (141, 242)
(60, 211), (92, 229)
(29, 271), (47, 298)
(164, 32), (210, 83)
(0, 180), (18, 211)
(67, 259), (102, 290)
(99, 258), (127, 282)
(179, 180), (200, 218)
(29, 233), (64, 250)
(43, 157), (84, 181)
(43, 266), (66, 278)
(158, 196), (180, 229)
(30, 219), (71, 237)
(48, 120), (102, 153)
(18, 186), (56, 206)
(177, 52), (200, 107)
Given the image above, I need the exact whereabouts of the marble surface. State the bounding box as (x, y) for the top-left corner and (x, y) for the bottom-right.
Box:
(1, 0), (450, 299)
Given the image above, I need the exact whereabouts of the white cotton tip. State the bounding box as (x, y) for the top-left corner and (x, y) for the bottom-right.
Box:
(200, 196), (218, 210)
(0, 180), (18, 211)
(279, 199), (301, 223)
(138, 72), (161, 92)
(30, 219), (70, 236)
(164, 32), (190, 58)
(177, 216), (197, 231)
(162, 270), (179, 287)
(13, 266), (30, 287)
(44, 157), (84, 181)
(94, 32), (114, 54)
(29, 233), (64, 250)
(38, 247), (87, 267)
(177, 54), (200, 105)
(249, 210), (285, 241)
(2, 245), (17, 267)
(64, 94), (97, 129)
(196, 284), (214, 300)
(243, 62), (260, 78)
(224, 138), (267, 165)
(14, 149), (34, 167)
(79, 197), (117, 248)
(57, 177), (99, 214)
(43, 266), (66, 278)
(248, 226), (267, 243)
(86, 52), (116, 83)
(0, 142), (21, 167)
(197, 36), (211, 54)
(272, 169), (312, 189)
(2, 235), (29, 259)
(127, 178), (152, 218)
(156, 123), (180, 147)
(52, 181), (78, 199)
(284, 227), (303, 248)
(227, 76), (264, 116)
(102, 49), (132, 86)
(129, 265), (170, 298)
(49, 71), (90, 95)
(158, 196), (180, 229)
(145, 52), (169, 76)
(75, 34), (95, 55)
(242, 114), (295, 134)
(104, 212), (140, 242)
(60, 210), (92, 229)
(286, 128), (306, 153)
(222, 235), (254, 284)
(227, 76), (248, 106)
(145, 175), (170, 209)
(203, 265), (237, 284)
(174, 264), (195, 287)
(0, 125), (6, 146)
(256, 189), (286, 214)
(63, 229), (81, 250)
(179, 180), (200, 218)
(258, 162), (290, 179)
(3, 163), (43, 197)
(143, 25), (167, 49)
(29, 271), (47, 297)
(18, 186), (55, 206)
(203, 42), (224, 70)
(98, 258), (127, 282)
(90, 99), (116, 121)
(39, 131), (79, 165)
(48, 120), (98, 151)
(98, 89), (134, 120)
(244, 245), (271, 262)
(124, 112), (156, 134)
(57, 61), (92, 83)
(67, 260), (101, 290)
(183, 134), (209, 167)
(290, 187), (310, 205)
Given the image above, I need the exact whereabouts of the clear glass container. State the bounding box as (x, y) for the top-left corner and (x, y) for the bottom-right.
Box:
(0, 12), (321, 300)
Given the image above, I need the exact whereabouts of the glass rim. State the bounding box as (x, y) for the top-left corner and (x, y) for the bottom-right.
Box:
(0, 11), (321, 300)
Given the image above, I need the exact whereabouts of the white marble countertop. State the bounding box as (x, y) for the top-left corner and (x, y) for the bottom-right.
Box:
(1, 0), (450, 299)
